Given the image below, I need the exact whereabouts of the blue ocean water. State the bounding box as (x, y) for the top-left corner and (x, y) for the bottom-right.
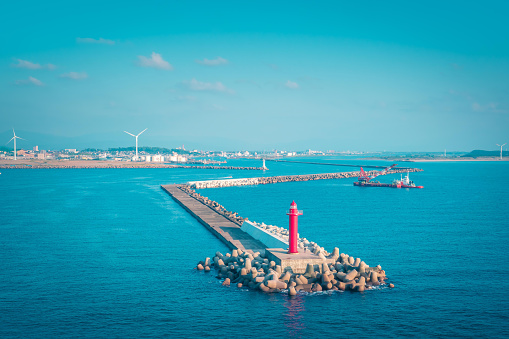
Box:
(1, 158), (508, 338)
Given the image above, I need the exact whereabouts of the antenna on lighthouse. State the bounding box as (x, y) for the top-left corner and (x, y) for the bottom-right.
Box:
(496, 143), (506, 160)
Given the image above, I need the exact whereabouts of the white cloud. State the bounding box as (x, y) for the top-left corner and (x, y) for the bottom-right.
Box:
(137, 52), (173, 70)
(15, 76), (44, 86)
(285, 80), (299, 89)
(472, 102), (505, 113)
(77, 37), (115, 45)
(60, 72), (88, 80)
(183, 78), (234, 94)
(12, 59), (56, 70)
(195, 57), (229, 66)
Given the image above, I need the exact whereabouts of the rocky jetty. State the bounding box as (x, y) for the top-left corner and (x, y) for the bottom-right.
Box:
(196, 248), (389, 294)
(177, 185), (246, 225)
(188, 168), (422, 189)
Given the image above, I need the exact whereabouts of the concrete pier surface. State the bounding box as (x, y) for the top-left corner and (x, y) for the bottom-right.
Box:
(266, 248), (335, 273)
(161, 185), (266, 253)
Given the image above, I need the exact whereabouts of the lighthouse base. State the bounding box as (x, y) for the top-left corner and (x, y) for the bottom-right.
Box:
(265, 248), (336, 274)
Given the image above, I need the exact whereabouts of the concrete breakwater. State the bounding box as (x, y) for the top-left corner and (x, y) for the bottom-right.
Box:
(188, 168), (423, 189)
(0, 163), (265, 170)
(196, 248), (390, 294)
(165, 170), (407, 294)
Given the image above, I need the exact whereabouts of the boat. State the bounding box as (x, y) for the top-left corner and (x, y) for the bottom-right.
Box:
(392, 172), (423, 189)
(353, 165), (423, 188)
(353, 164), (397, 188)
(353, 180), (394, 188)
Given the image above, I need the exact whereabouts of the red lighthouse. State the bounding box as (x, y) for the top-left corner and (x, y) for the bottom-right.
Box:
(287, 201), (303, 254)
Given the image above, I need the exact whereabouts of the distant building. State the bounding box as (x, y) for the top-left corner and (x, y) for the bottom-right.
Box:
(167, 154), (187, 163)
(33, 146), (39, 152)
(145, 156), (151, 162)
(152, 155), (163, 162)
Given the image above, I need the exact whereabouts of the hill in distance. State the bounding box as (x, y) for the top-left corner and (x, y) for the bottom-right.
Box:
(461, 150), (508, 158)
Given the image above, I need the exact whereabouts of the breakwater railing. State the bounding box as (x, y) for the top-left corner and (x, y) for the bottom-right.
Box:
(188, 168), (422, 189)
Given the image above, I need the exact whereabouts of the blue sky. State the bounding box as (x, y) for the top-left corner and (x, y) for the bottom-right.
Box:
(1, 1), (508, 151)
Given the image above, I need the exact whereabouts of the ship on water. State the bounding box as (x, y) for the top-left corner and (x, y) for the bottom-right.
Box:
(391, 172), (423, 188)
(353, 165), (423, 189)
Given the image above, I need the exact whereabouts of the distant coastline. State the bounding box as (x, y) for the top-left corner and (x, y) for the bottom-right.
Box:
(363, 157), (507, 162)
(0, 159), (263, 170)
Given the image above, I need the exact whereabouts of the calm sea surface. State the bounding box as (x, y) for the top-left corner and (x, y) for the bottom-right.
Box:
(1, 157), (508, 338)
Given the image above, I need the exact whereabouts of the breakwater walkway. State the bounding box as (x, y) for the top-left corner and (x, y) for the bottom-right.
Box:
(161, 184), (266, 253)
(188, 168), (422, 189)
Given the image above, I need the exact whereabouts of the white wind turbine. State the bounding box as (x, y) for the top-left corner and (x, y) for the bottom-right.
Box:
(124, 128), (147, 161)
(6, 129), (26, 160)
(496, 143), (506, 160)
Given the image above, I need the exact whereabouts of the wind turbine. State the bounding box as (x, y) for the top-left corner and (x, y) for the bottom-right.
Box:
(496, 143), (506, 160)
(124, 128), (147, 161)
(6, 129), (26, 160)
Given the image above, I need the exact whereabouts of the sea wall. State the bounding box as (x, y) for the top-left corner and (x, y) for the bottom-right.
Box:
(188, 177), (260, 189)
(240, 221), (288, 249)
(188, 168), (422, 189)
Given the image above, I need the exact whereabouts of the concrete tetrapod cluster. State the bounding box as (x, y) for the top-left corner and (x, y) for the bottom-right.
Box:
(195, 248), (393, 294)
